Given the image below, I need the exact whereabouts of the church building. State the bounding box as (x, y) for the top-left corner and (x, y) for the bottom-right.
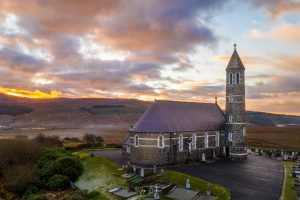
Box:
(122, 45), (247, 166)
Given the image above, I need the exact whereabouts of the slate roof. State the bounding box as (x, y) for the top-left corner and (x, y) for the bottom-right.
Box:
(226, 48), (245, 69)
(122, 134), (131, 145)
(131, 100), (225, 133)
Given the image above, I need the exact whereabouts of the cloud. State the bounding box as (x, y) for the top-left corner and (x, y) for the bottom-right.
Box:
(248, 29), (264, 38)
(270, 24), (300, 42)
(250, 0), (300, 17)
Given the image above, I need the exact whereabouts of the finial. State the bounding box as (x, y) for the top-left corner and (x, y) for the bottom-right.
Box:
(233, 43), (237, 50)
(215, 96), (218, 104)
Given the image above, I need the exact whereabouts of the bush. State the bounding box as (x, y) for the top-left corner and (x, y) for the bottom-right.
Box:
(0, 139), (43, 177)
(37, 148), (83, 190)
(64, 190), (88, 200)
(45, 175), (69, 190)
(34, 134), (62, 147)
(26, 194), (48, 200)
(23, 185), (39, 198)
(3, 164), (38, 195)
(54, 156), (83, 181)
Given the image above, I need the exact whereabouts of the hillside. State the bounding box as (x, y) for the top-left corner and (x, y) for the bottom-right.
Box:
(0, 94), (299, 149)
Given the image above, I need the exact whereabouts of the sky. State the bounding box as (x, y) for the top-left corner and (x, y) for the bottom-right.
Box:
(0, 0), (300, 115)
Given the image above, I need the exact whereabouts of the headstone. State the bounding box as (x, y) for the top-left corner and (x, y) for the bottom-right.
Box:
(153, 165), (157, 173)
(163, 175), (168, 184)
(207, 184), (211, 196)
(186, 178), (190, 189)
(154, 185), (160, 200)
(202, 153), (206, 162)
(161, 169), (165, 174)
(133, 165), (136, 173)
(140, 168), (144, 178)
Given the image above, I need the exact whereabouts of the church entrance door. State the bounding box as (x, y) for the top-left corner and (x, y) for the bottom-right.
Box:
(225, 146), (230, 157)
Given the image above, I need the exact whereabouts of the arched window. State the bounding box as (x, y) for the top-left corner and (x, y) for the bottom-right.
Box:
(204, 132), (208, 148)
(229, 73), (233, 84)
(134, 135), (139, 147)
(178, 135), (183, 151)
(228, 132), (233, 142)
(236, 72), (240, 84)
(158, 135), (164, 148)
(192, 133), (197, 150)
(215, 132), (220, 147)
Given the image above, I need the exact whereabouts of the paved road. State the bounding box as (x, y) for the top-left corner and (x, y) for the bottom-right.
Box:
(89, 149), (283, 200)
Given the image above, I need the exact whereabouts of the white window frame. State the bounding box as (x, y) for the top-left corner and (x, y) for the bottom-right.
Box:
(204, 132), (208, 148)
(178, 134), (183, 151)
(157, 135), (164, 148)
(229, 115), (233, 123)
(228, 132), (233, 142)
(134, 135), (139, 147)
(229, 94), (232, 102)
(192, 133), (197, 150)
(215, 132), (220, 147)
(126, 145), (131, 153)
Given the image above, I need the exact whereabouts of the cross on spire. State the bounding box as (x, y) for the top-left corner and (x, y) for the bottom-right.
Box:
(233, 43), (237, 50)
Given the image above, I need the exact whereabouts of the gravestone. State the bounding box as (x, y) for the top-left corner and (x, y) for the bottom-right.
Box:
(186, 178), (190, 189)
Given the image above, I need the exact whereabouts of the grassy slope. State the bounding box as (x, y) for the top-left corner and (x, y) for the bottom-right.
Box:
(280, 161), (297, 200)
(165, 171), (231, 200)
(74, 152), (230, 200)
(74, 153), (128, 199)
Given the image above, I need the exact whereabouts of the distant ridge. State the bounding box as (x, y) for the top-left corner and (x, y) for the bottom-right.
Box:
(0, 93), (299, 127)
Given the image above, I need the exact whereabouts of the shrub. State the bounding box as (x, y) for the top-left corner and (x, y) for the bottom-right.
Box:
(37, 148), (83, 189)
(3, 164), (38, 195)
(34, 134), (62, 147)
(45, 175), (69, 190)
(38, 148), (68, 168)
(26, 194), (48, 200)
(54, 156), (83, 181)
(23, 185), (39, 198)
(0, 139), (43, 177)
(64, 190), (88, 200)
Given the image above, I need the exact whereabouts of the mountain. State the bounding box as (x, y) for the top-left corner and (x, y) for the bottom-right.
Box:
(0, 94), (299, 127)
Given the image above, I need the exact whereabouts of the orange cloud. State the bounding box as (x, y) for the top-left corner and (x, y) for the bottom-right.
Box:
(270, 24), (300, 42)
(0, 87), (62, 98)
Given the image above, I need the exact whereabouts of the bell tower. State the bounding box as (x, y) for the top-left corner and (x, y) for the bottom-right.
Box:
(225, 44), (247, 160)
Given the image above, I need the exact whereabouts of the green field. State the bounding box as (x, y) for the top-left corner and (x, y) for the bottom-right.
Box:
(281, 161), (297, 200)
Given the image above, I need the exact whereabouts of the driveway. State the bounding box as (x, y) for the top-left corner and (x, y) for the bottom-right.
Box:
(89, 149), (283, 200)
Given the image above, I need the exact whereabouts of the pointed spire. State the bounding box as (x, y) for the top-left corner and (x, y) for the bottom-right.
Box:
(226, 43), (245, 69)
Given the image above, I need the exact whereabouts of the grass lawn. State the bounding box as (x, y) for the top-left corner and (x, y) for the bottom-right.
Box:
(75, 154), (128, 199)
(75, 152), (230, 200)
(281, 161), (297, 200)
(165, 170), (231, 200)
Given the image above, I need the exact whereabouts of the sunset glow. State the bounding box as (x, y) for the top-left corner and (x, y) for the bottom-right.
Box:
(0, 1), (299, 115)
(0, 87), (61, 99)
